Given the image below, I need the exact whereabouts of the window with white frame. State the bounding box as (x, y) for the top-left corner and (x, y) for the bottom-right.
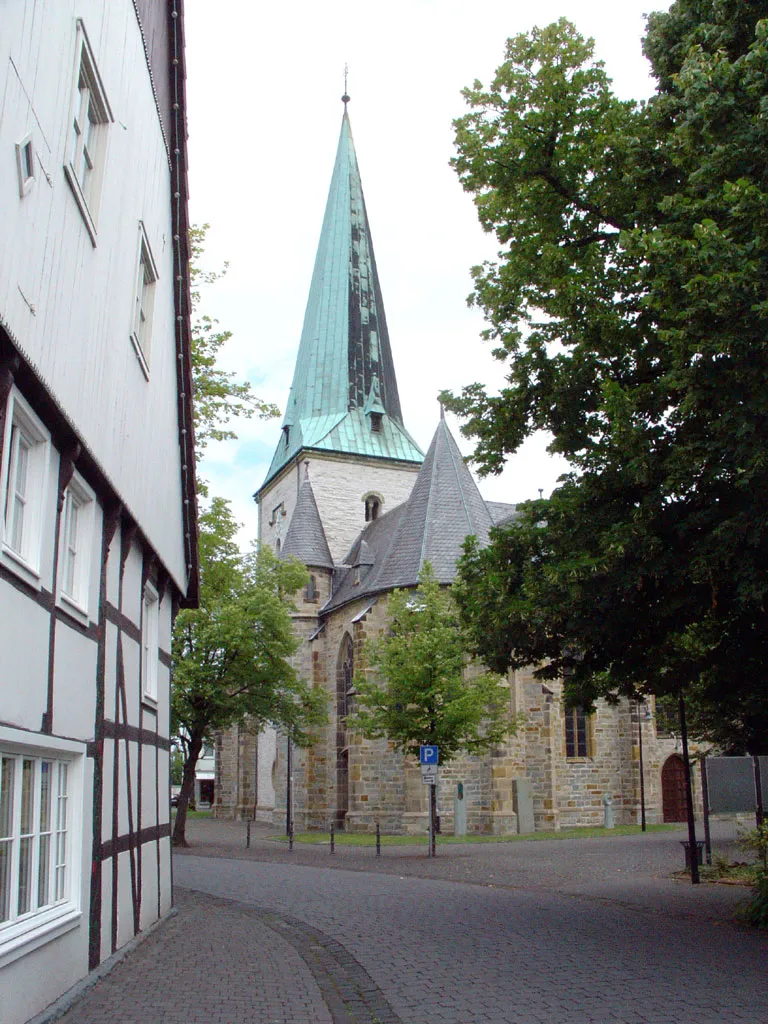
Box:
(58, 473), (95, 618)
(130, 225), (158, 377)
(15, 135), (36, 198)
(1, 389), (50, 584)
(64, 21), (112, 243)
(0, 752), (76, 955)
(141, 582), (159, 703)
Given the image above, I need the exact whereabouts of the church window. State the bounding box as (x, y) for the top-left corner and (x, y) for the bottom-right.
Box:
(268, 502), (285, 526)
(370, 412), (382, 433)
(275, 538), (281, 555)
(364, 495), (381, 522)
(282, 425), (290, 446)
(337, 634), (355, 720)
(305, 575), (318, 602)
(565, 706), (592, 758)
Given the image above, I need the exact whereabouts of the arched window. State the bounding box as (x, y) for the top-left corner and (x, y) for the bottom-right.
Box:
(337, 634), (355, 719)
(305, 574), (318, 602)
(364, 494), (381, 522)
(335, 634), (355, 828)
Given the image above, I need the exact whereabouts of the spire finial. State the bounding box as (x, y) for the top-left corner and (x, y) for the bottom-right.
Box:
(439, 400), (445, 421)
(342, 63), (350, 107)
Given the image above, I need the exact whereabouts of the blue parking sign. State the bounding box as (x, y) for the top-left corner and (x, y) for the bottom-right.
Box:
(420, 745), (439, 765)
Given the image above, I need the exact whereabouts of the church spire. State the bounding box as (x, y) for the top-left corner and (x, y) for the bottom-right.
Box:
(260, 106), (423, 491)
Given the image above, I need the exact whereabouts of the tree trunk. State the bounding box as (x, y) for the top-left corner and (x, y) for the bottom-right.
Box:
(172, 732), (204, 847)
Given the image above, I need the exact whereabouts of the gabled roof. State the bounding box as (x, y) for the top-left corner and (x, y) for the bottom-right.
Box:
(280, 478), (334, 569)
(322, 417), (493, 612)
(260, 108), (423, 494)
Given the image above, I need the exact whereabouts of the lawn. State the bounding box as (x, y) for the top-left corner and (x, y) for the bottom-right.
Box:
(268, 823), (678, 846)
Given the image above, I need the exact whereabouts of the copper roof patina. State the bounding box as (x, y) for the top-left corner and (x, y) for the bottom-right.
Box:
(260, 109), (423, 493)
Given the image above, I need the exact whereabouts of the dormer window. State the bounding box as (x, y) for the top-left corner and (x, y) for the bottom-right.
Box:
(370, 412), (382, 433)
(364, 495), (381, 522)
(283, 425), (290, 445)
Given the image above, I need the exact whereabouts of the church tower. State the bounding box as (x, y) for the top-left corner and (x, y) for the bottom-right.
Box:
(256, 100), (423, 563)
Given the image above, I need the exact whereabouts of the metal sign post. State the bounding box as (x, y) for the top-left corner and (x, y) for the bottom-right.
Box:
(420, 746), (439, 857)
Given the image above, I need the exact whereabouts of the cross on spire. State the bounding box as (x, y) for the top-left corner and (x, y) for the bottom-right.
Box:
(342, 63), (350, 107)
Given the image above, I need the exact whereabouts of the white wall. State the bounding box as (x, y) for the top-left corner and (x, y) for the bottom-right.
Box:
(0, 0), (187, 591)
(260, 452), (420, 562)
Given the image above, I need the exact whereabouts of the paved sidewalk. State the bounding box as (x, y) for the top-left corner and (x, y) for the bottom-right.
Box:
(174, 816), (754, 925)
(57, 888), (334, 1024)
(52, 819), (765, 1024)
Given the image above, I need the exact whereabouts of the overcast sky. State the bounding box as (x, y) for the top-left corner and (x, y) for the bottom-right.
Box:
(184, 0), (671, 546)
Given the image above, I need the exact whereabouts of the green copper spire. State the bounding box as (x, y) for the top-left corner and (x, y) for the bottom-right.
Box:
(261, 108), (423, 490)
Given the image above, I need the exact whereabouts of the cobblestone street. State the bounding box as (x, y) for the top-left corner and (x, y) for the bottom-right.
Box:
(52, 822), (767, 1024)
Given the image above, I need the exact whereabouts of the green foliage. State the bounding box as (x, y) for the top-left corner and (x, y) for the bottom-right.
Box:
(446, 5), (768, 750)
(348, 565), (517, 762)
(171, 497), (326, 843)
(738, 871), (768, 929)
(190, 224), (279, 456)
(740, 822), (768, 862)
(737, 824), (768, 930)
(170, 748), (184, 787)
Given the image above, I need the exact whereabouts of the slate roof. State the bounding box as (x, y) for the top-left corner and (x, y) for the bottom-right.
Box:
(487, 500), (519, 526)
(260, 109), (423, 494)
(279, 478), (334, 569)
(322, 417), (494, 613)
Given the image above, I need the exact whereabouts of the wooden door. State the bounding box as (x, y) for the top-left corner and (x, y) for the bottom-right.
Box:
(662, 754), (688, 822)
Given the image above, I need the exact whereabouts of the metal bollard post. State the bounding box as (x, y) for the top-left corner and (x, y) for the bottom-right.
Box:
(376, 822), (381, 857)
(288, 823), (294, 851)
(330, 822), (335, 854)
(246, 820), (251, 849)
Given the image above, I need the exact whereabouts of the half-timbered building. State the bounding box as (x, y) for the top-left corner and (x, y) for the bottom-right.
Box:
(0, 3), (197, 1021)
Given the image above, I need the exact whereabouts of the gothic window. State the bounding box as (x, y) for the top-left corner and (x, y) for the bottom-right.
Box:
(305, 574), (318, 602)
(565, 706), (592, 758)
(337, 634), (355, 720)
(364, 494), (381, 522)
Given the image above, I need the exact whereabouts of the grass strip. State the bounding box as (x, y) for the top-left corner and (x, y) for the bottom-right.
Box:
(267, 824), (678, 846)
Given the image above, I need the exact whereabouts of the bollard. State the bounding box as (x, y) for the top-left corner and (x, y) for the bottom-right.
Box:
(288, 823), (294, 851)
(680, 840), (704, 870)
(376, 822), (381, 857)
(246, 820), (251, 849)
(330, 822), (335, 855)
(603, 792), (615, 829)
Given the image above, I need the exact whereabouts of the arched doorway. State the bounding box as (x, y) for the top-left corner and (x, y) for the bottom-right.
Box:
(661, 754), (688, 822)
(335, 634), (354, 829)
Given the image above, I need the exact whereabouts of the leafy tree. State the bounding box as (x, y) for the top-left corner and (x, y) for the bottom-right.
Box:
(445, 5), (768, 754)
(170, 748), (184, 787)
(171, 498), (326, 846)
(190, 224), (279, 456)
(348, 565), (516, 849)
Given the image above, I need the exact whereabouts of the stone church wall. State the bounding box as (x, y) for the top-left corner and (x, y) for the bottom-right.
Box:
(259, 453), (420, 562)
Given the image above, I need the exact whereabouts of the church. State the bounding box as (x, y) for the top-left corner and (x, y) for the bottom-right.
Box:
(214, 101), (683, 835)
